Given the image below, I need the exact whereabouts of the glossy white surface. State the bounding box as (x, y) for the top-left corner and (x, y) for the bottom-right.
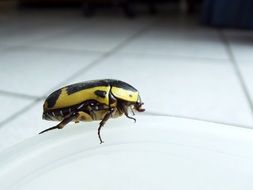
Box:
(0, 116), (253, 190)
(0, 101), (49, 151)
(0, 49), (101, 96)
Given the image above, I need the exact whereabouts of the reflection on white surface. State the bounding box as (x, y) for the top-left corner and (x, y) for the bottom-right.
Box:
(0, 116), (253, 190)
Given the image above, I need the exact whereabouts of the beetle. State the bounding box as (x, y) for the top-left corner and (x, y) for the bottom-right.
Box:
(39, 79), (145, 144)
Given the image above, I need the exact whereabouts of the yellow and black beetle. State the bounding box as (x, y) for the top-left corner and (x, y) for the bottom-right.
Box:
(40, 79), (145, 143)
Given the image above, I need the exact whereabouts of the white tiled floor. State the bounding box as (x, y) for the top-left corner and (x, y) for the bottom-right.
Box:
(30, 17), (153, 52)
(0, 94), (33, 123)
(0, 48), (101, 96)
(237, 61), (253, 103)
(0, 7), (253, 152)
(70, 53), (253, 126)
(224, 30), (253, 62)
(119, 25), (229, 59)
(0, 101), (52, 149)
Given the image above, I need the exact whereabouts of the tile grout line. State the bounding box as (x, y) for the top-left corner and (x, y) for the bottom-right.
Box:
(45, 18), (159, 92)
(1, 43), (231, 63)
(1, 17), (152, 54)
(0, 99), (41, 128)
(114, 51), (231, 63)
(219, 30), (253, 119)
(0, 18), (157, 129)
(0, 90), (44, 100)
(0, 44), (105, 55)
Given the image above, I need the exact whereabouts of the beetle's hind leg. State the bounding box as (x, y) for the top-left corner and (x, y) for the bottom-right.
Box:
(98, 108), (115, 144)
(39, 113), (77, 134)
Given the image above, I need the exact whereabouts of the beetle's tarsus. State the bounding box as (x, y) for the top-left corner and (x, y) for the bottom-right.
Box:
(98, 108), (115, 144)
(40, 113), (78, 134)
(39, 126), (60, 134)
(98, 126), (104, 144)
(125, 114), (136, 123)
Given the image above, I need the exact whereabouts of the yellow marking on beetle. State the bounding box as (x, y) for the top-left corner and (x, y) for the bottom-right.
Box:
(78, 110), (110, 121)
(76, 111), (93, 122)
(111, 86), (138, 102)
(50, 86), (110, 109)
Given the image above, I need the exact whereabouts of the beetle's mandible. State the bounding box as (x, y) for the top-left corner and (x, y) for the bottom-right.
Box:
(39, 79), (145, 144)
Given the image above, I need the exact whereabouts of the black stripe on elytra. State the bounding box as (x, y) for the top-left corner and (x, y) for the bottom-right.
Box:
(66, 80), (110, 95)
(94, 90), (107, 98)
(46, 89), (62, 109)
(108, 80), (137, 92)
(65, 79), (137, 95)
(46, 80), (110, 109)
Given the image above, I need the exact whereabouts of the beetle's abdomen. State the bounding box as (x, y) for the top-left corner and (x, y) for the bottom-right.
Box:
(44, 82), (111, 111)
(43, 107), (73, 121)
(43, 100), (111, 121)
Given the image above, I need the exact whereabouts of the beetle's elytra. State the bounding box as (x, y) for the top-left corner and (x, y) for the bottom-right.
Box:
(39, 79), (145, 144)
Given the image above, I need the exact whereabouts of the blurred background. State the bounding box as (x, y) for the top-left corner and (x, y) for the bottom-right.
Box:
(0, 0), (253, 152)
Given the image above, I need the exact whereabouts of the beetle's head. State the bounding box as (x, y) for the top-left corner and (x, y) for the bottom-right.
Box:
(134, 95), (145, 112)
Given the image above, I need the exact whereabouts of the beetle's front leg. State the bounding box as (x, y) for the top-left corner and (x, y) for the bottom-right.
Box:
(118, 103), (136, 123)
(39, 113), (78, 134)
(98, 108), (115, 144)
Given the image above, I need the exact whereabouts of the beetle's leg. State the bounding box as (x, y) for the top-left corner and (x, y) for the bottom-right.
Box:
(87, 105), (96, 120)
(98, 108), (115, 144)
(120, 103), (136, 123)
(75, 111), (93, 122)
(77, 102), (96, 120)
(39, 113), (77, 134)
(124, 112), (136, 123)
(130, 106), (135, 116)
